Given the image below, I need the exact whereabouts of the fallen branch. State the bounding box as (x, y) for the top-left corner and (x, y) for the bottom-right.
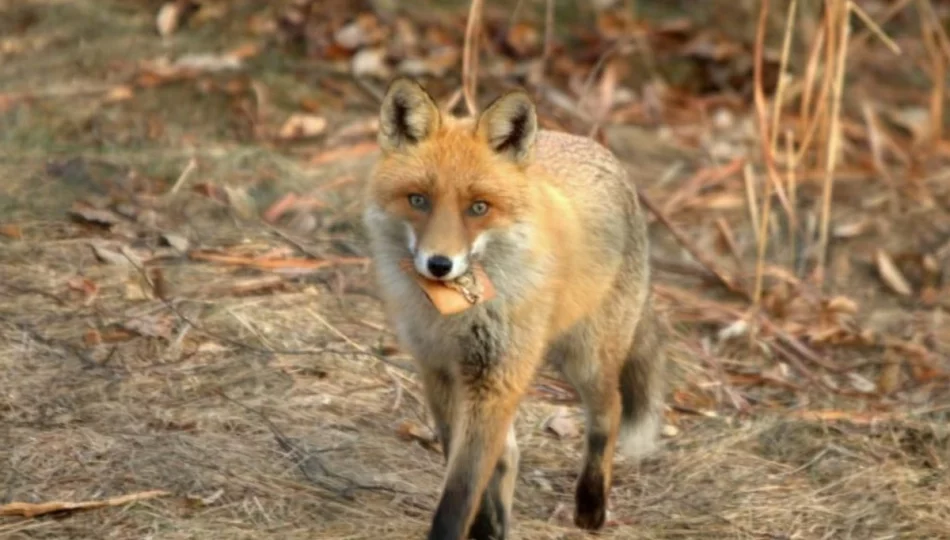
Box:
(0, 490), (170, 518)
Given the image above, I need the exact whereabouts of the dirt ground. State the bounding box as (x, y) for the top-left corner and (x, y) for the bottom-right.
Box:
(2, 1), (949, 539)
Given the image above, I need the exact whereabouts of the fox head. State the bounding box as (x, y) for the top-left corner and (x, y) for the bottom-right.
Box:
(364, 77), (539, 282)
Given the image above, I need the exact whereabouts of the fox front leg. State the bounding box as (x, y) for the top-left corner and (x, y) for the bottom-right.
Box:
(427, 385), (520, 540)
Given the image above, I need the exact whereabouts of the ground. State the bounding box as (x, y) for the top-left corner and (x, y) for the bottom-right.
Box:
(1, 1), (949, 539)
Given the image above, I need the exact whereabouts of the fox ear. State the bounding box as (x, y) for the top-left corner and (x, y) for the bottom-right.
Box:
(378, 77), (441, 153)
(475, 90), (538, 164)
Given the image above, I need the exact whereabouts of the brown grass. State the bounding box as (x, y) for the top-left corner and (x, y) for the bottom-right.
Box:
(2, 1), (950, 539)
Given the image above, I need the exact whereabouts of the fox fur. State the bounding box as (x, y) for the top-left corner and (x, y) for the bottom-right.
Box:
(362, 76), (666, 540)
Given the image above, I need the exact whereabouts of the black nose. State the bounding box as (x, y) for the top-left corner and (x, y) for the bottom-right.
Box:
(427, 255), (453, 278)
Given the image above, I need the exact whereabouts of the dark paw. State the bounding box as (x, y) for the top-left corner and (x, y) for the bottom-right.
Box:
(574, 472), (607, 530)
(468, 500), (506, 539)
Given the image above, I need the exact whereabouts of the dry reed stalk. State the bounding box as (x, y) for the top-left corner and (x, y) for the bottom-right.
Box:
(743, 163), (761, 238)
(752, 0), (793, 224)
(752, 165), (775, 307)
(461, 0), (485, 116)
(782, 129), (800, 272)
(815, 0), (852, 285)
(850, 0), (912, 55)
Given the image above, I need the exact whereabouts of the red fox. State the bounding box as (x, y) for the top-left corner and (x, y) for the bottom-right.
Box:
(362, 76), (666, 540)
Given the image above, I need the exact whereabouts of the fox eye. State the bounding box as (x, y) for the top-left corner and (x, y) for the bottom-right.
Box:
(468, 200), (490, 217)
(407, 193), (430, 211)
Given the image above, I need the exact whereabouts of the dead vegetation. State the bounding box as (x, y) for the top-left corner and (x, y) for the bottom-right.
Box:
(1, 0), (949, 538)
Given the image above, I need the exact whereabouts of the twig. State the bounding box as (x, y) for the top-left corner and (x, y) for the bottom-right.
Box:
(539, 0), (555, 85)
(216, 390), (409, 500)
(119, 251), (416, 374)
(849, 1), (902, 54)
(638, 188), (747, 298)
(461, 0), (485, 116)
(169, 157), (197, 195)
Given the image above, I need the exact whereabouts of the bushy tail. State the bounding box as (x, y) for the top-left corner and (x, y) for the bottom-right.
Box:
(618, 297), (666, 459)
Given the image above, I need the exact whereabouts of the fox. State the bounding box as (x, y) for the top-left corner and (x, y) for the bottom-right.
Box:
(361, 76), (666, 540)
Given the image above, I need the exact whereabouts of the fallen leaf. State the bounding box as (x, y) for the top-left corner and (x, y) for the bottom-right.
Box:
(162, 232), (189, 252)
(886, 106), (931, 144)
(717, 319), (748, 342)
(875, 249), (913, 296)
(309, 141), (378, 166)
(878, 352), (903, 394)
(174, 52), (244, 72)
(542, 407), (579, 440)
(222, 185), (257, 218)
(0, 224), (23, 239)
(278, 113), (327, 140)
(83, 328), (102, 346)
(185, 489), (224, 508)
(92, 244), (138, 266)
(156, 2), (183, 36)
(70, 203), (124, 226)
(0, 490), (170, 518)
(262, 193), (299, 223)
(351, 47), (390, 78)
(833, 218), (871, 238)
(125, 280), (152, 301)
(846, 372), (877, 394)
(103, 85), (135, 103)
(227, 42), (261, 60)
(67, 276), (100, 305)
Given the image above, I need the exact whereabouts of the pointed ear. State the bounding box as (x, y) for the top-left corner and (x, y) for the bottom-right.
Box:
(378, 77), (442, 153)
(475, 90), (538, 164)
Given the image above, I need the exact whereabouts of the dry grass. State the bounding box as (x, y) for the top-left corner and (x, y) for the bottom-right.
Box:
(2, 1), (950, 539)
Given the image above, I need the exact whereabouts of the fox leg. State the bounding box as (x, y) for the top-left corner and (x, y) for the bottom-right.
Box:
(427, 383), (523, 540)
(468, 423), (519, 540)
(421, 367), (456, 460)
(562, 345), (623, 531)
(422, 367), (518, 540)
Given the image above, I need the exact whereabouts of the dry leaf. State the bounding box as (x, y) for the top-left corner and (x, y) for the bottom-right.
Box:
(886, 106), (931, 144)
(0, 224), (23, 239)
(833, 218), (871, 238)
(185, 488), (224, 507)
(92, 244), (136, 266)
(875, 249), (913, 296)
(278, 113), (327, 140)
(0, 490), (169, 518)
(174, 52), (244, 72)
(542, 407), (579, 440)
(104, 85), (135, 103)
(162, 232), (190, 252)
(125, 280), (152, 301)
(156, 2), (183, 36)
(309, 141), (378, 166)
(351, 47), (390, 79)
(70, 203), (124, 226)
(67, 276), (100, 304)
(222, 186), (257, 218)
(878, 352), (903, 394)
(846, 372), (877, 394)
